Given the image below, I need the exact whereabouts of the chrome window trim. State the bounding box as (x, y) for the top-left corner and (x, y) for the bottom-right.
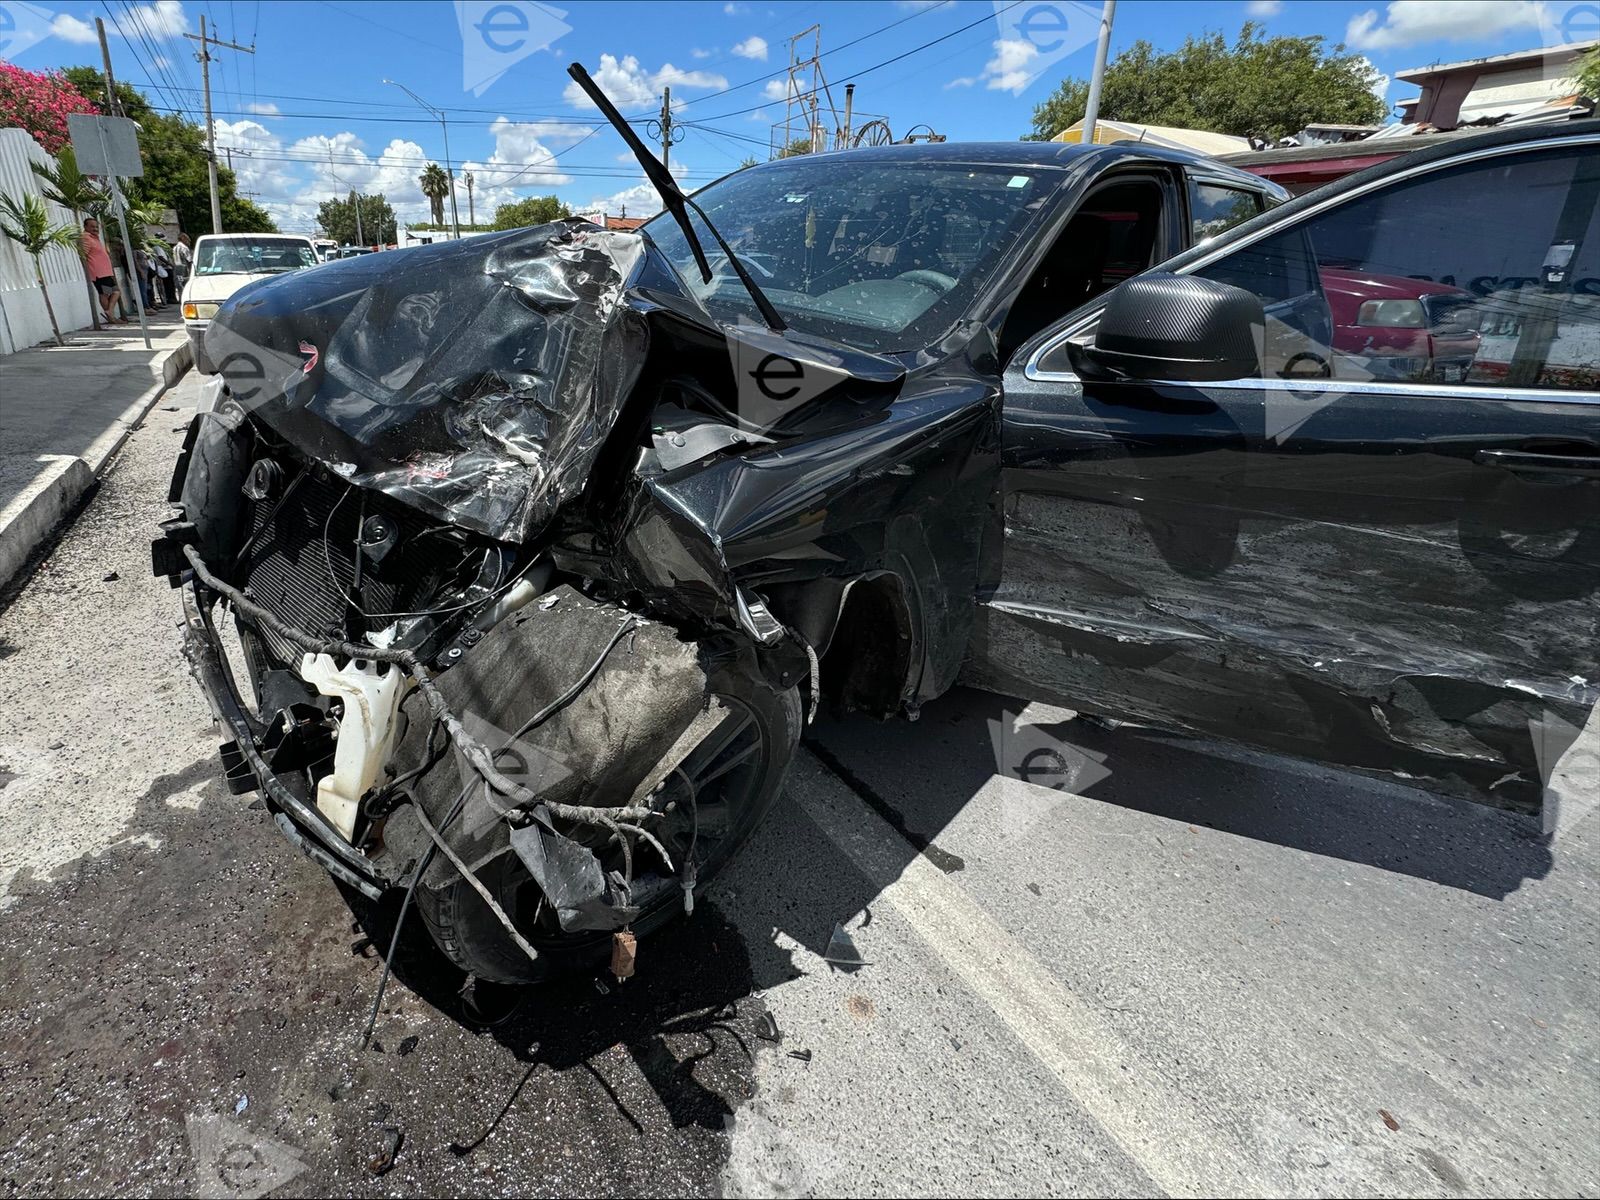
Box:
(1022, 131), (1600, 388)
(1027, 371), (1600, 403)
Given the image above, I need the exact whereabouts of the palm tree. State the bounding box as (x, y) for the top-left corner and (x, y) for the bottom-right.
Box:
(418, 162), (449, 226)
(31, 147), (107, 330)
(0, 192), (82, 346)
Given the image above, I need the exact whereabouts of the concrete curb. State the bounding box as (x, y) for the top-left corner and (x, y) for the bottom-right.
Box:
(0, 338), (194, 592)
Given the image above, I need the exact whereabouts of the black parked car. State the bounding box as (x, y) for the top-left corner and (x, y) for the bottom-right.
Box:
(156, 121), (1600, 985)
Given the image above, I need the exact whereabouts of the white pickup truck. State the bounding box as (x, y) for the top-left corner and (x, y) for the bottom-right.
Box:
(180, 233), (320, 373)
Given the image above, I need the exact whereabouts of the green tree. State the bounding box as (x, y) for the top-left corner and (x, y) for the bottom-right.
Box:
(317, 191), (396, 247)
(31, 145), (108, 329)
(59, 66), (277, 237)
(738, 155), (760, 169)
(1576, 48), (1600, 101)
(418, 162), (450, 225)
(0, 191), (82, 345)
(778, 137), (812, 158)
(1026, 23), (1387, 144)
(490, 195), (571, 230)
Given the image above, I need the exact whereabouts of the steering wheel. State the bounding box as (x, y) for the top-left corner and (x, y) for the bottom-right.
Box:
(896, 269), (958, 295)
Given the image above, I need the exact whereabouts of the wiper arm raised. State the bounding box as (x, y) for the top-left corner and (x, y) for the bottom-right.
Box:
(566, 62), (786, 332)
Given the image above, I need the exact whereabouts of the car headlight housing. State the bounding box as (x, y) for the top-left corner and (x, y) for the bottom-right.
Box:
(1356, 298), (1425, 328)
(183, 301), (218, 321)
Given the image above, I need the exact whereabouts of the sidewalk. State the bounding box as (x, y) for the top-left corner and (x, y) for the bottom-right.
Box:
(0, 310), (193, 590)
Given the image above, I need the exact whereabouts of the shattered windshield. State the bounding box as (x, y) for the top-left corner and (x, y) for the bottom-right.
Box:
(196, 238), (319, 276)
(646, 158), (1056, 352)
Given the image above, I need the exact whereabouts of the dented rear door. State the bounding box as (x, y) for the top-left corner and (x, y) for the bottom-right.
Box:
(966, 135), (1600, 814)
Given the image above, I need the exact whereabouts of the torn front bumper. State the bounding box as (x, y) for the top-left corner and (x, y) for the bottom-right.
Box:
(177, 578), (393, 900)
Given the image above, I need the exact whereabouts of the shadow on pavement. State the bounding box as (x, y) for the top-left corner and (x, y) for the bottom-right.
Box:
(803, 685), (1554, 900)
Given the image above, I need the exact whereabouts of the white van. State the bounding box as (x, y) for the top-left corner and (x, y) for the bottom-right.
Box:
(181, 233), (320, 373)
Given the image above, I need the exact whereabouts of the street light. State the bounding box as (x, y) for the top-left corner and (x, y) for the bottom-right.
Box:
(383, 77), (460, 239)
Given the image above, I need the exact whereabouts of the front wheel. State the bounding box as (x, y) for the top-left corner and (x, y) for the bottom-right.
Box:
(418, 661), (800, 984)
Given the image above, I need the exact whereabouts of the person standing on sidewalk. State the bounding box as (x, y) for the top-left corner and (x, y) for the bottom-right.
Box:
(172, 232), (192, 297)
(150, 242), (173, 306)
(132, 244), (157, 311)
(80, 218), (126, 325)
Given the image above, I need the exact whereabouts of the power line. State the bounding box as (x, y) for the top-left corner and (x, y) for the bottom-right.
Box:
(693, 1), (1022, 125)
(119, 81), (645, 125)
(639, 0), (947, 119)
(100, 0), (192, 123)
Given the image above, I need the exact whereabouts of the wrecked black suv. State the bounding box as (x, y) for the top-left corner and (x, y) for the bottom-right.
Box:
(155, 117), (1600, 985)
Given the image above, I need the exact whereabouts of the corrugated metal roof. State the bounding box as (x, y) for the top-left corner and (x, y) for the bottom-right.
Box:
(1052, 119), (1249, 157)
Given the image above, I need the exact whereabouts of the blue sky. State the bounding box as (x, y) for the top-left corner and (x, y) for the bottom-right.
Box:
(1, 0), (1585, 232)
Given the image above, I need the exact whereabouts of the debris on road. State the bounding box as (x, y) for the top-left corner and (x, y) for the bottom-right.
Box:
(786, 1048), (812, 1063)
(367, 1125), (403, 1176)
(102, 571), (119, 582)
(1380, 1109), (1401, 1131)
(755, 1011), (781, 1043)
(611, 930), (637, 981)
(233, 1094), (248, 1115)
(397, 1035), (419, 1057)
(823, 922), (867, 970)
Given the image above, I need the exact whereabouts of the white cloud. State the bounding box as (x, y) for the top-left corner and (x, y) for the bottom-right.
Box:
(53, 1), (189, 44)
(563, 54), (728, 109)
(691, 47), (713, 59)
(1359, 55), (1392, 107)
(50, 15), (100, 43)
(723, 2), (749, 13)
(981, 38), (1041, 94)
(586, 180), (664, 219)
(747, 107), (769, 122)
(244, 101), (280, 117)
(763, 76), (807, 101)
(1246, 0), (1283, 15)
(732, 35), (768, 61)
(655, 63), (729, 90)
(1346, 0), (1545, 51)
(945, 76), (976, 89)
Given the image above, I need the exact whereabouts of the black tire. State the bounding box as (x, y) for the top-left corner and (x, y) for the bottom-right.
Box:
(417, 660), (800, 984)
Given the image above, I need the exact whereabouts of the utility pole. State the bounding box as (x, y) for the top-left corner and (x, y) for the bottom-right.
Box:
(327, 148), (363, 247)
(646, 87), (684, 171)
(659, 87), (673, 170)
(1079, 0), (1117, 147)
(95, 18), (121, 115)
(93, 17), (151, 346)
(464, 171), (475, 227)
(185, 15), (255, 234)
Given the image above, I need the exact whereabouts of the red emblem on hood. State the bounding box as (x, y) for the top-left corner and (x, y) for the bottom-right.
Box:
(298, 340), (319, 373)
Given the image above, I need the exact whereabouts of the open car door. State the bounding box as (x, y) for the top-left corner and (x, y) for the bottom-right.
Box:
(966, 127), (1600, 820)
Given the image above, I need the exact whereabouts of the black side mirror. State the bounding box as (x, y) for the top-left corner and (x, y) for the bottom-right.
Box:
(1084, 272), (1264, 382)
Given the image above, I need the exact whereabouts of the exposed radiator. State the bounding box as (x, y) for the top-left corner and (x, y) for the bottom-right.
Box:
(236, 466), (466, 666)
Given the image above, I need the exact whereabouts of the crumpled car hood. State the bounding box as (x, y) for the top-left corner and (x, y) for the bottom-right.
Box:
(205, 219), (645, 542)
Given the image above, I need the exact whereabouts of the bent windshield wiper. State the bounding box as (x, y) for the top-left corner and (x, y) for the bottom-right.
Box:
(566, 62), (786, 332)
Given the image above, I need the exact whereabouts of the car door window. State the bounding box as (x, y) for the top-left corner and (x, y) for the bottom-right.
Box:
(1193, 146), (1600, 389)
(1000, 174), (1170, 363)
(1189, 182), (1262, 242)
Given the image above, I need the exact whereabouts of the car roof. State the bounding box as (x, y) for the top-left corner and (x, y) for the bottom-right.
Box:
(748, 138), (1279, 194)
(194, 233), (314, 243)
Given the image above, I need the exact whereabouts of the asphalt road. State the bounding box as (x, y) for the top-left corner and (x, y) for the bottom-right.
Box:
(0, 370), (1595, 1197)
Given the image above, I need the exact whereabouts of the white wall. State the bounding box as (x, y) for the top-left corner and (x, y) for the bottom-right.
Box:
(0, 128), (95, 357)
